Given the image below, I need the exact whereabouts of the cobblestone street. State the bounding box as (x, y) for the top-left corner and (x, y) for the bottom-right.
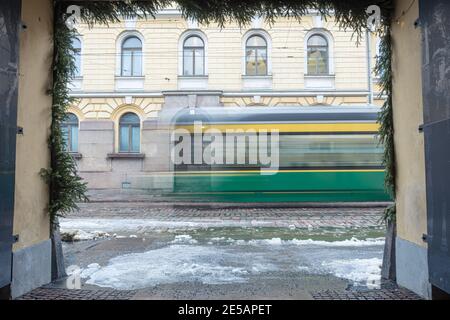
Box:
(69, 200), (387, 230)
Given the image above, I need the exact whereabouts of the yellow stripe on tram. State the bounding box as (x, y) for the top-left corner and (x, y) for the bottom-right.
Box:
(176, 123), (380, 133)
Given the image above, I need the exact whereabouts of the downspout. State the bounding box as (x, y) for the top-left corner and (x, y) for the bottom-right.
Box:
(366, 30), (374, 105)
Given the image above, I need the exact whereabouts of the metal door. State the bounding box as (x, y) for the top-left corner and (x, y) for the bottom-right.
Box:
(0, 0), (21, 292)
(420, 0), (450, 294)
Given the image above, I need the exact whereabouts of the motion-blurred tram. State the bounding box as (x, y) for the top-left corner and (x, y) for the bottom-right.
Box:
(170, 106), (390, 202)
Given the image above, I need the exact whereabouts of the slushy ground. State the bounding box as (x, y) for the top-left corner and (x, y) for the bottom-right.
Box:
(60, 206), (387, 299)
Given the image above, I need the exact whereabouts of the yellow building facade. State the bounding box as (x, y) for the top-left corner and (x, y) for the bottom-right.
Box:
(68, 10), (383, 189)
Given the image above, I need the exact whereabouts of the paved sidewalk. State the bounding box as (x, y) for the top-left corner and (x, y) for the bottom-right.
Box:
(16, 287), (137, 300)
(17, 282), (422, 300)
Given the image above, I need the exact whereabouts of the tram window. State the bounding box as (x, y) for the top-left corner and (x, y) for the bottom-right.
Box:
(278, 134), (383, 168)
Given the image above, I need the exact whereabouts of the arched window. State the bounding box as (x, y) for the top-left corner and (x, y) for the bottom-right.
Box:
(62, 113), (79, 153)
(245, 35), (267, 76)
(183, 35), (205, 76)
(72, 38), (82, 77)
(121, 36), (142, 76)
(307, 34), (329, 75)
(119, 112), (140, 153)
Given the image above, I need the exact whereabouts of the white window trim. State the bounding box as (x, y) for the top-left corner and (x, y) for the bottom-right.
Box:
(304, 28), (335, 76)
(178, 29), (208, 76)
(242, 29), (272, 76)
(116, 30), (145, 77)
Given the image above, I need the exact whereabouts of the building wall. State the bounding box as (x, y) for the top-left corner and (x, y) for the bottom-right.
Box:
(11, 0), (53, 298)
(391, 0), (430, 298)
(75, 15), (374, 93)
(68, 12), (383, 189)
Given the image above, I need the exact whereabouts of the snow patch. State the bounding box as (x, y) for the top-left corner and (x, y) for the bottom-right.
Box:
(237, 237), (385, 247)
(83, 245), (259, 290)
(80, 263), (101, 279)
(61, 230), (110, 241)
(171, 235), (198, 244)
(321, 258), (382, 284)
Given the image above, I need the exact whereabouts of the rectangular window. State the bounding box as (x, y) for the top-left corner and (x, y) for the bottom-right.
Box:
(183, 50), (194, 76)
(120, 125), (140, 152)
(132, 51), (142, 76)
(62, 126), (69, 151)
(119, 125), (130, 152)
(246, 49), (256, 75)
(131, 126), (140, 152)
(70, 125), (78, 152)
(307, 49), (328, 75)
(74, 52), (82, 77)
(121, 52), (132, 76)
(256, 48), (267, 75)
(194, 49), (204, 75)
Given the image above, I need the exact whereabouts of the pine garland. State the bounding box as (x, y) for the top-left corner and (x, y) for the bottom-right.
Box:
(375, 29), (396, 222)
(40, 3), (89, 226)
(46, 0), (396, 225)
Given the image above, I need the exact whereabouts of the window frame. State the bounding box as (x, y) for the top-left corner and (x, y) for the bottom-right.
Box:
(178, 30), (208, 77)
(62, 113), (79, 153)
(182, 35), (205, 76)
(245, 35), (268, 76)
(307, 34), (329, 75)
(120, 36), (143, 77)
(118, 112), (141, 153)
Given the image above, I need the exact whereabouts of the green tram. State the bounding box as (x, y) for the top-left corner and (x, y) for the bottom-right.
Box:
(170, 106), (390, 202)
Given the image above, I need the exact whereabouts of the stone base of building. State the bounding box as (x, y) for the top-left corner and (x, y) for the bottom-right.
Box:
(79, 171), (175, 190)
(11, 239), (52, 299)
(396, 237), (431, 299)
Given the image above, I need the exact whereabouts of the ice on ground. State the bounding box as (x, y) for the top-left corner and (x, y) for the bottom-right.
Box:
(60, 218), (227, 235)
(239, 237), (385, 247)
(83, 245), (257, 289)
(60, 229), (110, 241)
(320, 258), (382, 284)
(80, 263), (101, 279)
(171, 235), (198, 244)
(79, 234), (384, 290)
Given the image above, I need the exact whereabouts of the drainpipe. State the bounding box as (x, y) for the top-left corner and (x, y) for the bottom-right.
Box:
(366, 30), (374, 105)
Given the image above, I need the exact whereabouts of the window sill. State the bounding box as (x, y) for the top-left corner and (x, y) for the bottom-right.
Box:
(241, 75), (272, 79)
(107, 153), (145, 159)
(304, 74), (335, 78)
(115, 76), (145, 79)
(69, 152), (82, 160)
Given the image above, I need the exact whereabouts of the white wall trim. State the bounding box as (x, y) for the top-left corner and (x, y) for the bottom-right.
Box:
(115, 30), (145, 77)
(304, 28), (335, 76)
(69, 90), (370, 98)
(242, 29), (272, 76)
(178, 29), (208, 76)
